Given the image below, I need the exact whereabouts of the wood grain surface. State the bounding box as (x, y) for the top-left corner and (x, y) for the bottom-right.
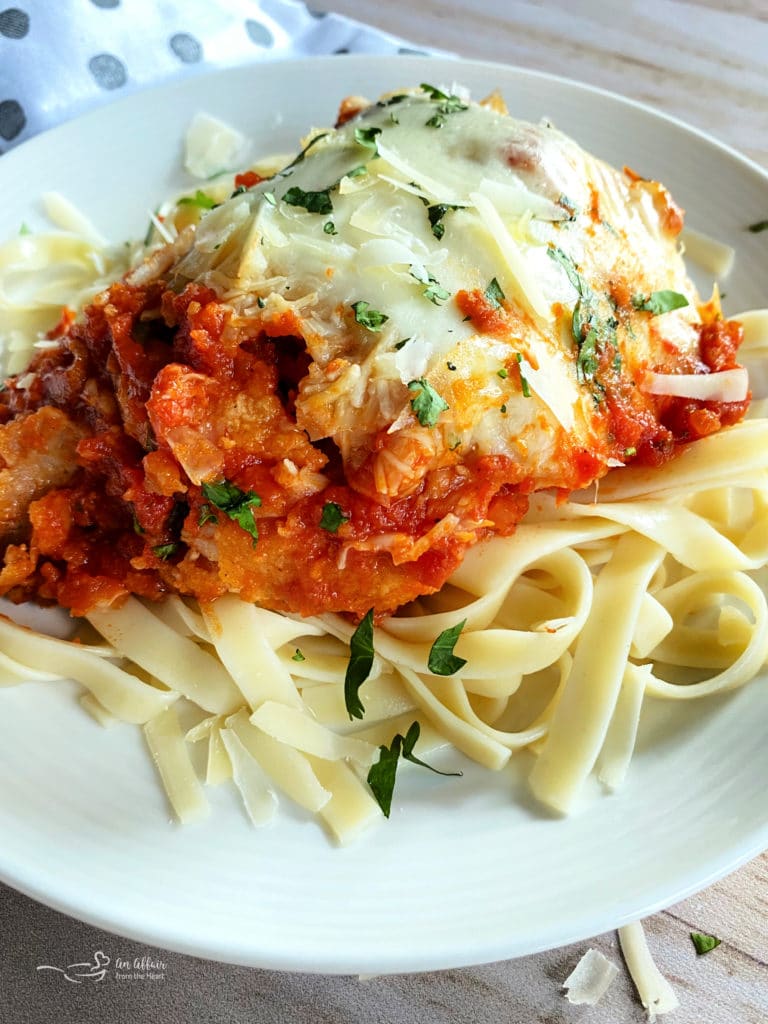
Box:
(1, 3), (766, 1023)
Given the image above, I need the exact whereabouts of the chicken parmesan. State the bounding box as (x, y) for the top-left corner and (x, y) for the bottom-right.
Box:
(0, 85), (749, 619)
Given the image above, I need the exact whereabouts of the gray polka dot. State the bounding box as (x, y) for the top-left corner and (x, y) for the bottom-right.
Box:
(170, 32), (202, 64)
(0, 99), (25, 141)
(90, 0), (120, 8)
(88, 53), (127, 90)
(245, 18), (273, 48)
(0, 7), (29, 38)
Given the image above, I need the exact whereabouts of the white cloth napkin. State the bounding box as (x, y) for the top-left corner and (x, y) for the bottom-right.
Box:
(0, 0), (432, 154)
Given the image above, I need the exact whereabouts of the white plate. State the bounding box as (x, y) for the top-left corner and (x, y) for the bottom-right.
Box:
(1, 55), (767, 975)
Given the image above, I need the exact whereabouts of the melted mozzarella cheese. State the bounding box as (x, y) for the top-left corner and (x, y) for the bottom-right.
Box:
(171, 88), (704, 498)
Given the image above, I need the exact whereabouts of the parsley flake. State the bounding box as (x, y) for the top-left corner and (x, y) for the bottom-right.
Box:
(394, 337), (411, 350)
(283, 185), (333, 215)
(516, 352), (531, 398)
(291, 648), (306, 663)
(497, 368), (508, 379)
(485, 277), (505, 309)
(200, 480), (261, 545)
(198, 504), (217, 527)
(278, 132), (330, 176)
(351, 300), (389, 332)
(547, 246), (584, 294)
(547, 246), (618, 386)
(558, 193), (579, 219)
(178, 190), (217, 210)
(409, 265), (451, 304)
(631, 290), (689, 315)
(319, 502), (350, 533)
(427, 203), (464, 240)
(748, 219), (768, 233)
(367, 721), (462, 818)
(690, 932), (721, 956)
(424, 281), (451, 304)
(428, 619), (468, 675)
(152, 542), (180, 561)
(354, 125), (382, 155)
(344, 609), (375, 720)
(408, 378), (449, 428)
(323, 220), (337, 235)
(420, 83), (469, 128)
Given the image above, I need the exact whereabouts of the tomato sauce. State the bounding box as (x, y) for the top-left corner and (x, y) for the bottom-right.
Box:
(0, 275), (750, 619)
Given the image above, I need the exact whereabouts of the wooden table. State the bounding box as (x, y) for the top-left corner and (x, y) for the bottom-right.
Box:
(1, 3), (766, 1023)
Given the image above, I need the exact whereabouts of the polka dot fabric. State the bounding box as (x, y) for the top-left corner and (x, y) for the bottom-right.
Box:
(0, 0), (439, 154)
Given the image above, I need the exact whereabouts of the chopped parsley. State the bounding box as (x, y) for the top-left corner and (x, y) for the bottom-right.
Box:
(344, 609), (375, 720)
(497, 368), (508, 379)
(409, 265), (451, 305)
(131, 511), (145, 536)
(351, 300), (389, 332)
(198, 504), (218, 527)
(367, 721), (462, 818)
(631, 290), (689, 315)
(291, 648), (306, 663)
(485, 277), (505, 309)
(323, 220), (337, 235)
(546, 246), (618, 386)
(319, 501), (350, 533)
(178, 190), (217, 210)
(558, 193), (579, 219)
(19, 222), (31, 236)
(346, 165), (368, 179)
(690, 932), (721, 956)
(200, 480), (261, 545)
(516, 353), (531, 398)
(424, 280), (451, 304)
(354, 125), (382, 155)
(446, 361), (457, 371)
(278, 132), (329, 176)
(394, 337), (411, 350)
(547, 245), (584, 293)
(257, 296), (266, 308)
(748, 219), (768, 233)
(152, 542), (180, 561)
(283, 185), (333, 215)
(427, 203), (464, 240)
(624, 446), (637, 458)
(428, 620), (468, 675)
(408, 378), (449, 428)
(420, 83), (469, 128)
(500, 404), (507, 414)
